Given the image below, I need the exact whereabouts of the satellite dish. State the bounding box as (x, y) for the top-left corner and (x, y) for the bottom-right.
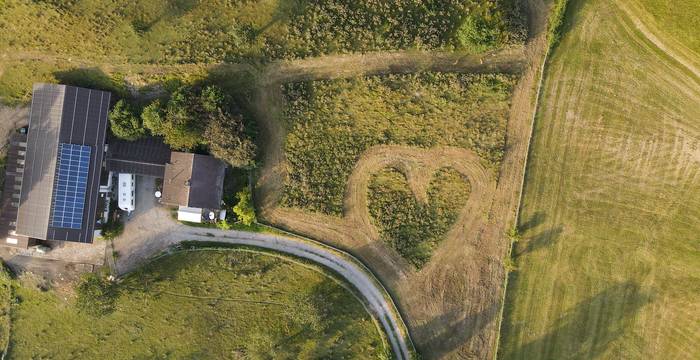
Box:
(154, 191), (162, 198)
(208, 212), (215, 220)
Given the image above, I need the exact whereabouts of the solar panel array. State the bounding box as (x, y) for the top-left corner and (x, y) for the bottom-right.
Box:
(50, 143), (91, 229)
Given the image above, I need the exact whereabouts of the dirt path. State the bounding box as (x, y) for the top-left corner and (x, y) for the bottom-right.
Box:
(252, 0), (550, 357)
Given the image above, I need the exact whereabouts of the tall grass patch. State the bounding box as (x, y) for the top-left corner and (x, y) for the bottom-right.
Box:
(368, 167), (471, 268)
(281, 72), (515, 215)
(0, 0), (525, 64)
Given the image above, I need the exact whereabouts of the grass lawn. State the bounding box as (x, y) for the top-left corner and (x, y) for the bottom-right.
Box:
(499, 0), (700, 359)
(6, 250), (387, 359)
(281, 73), (516, 215)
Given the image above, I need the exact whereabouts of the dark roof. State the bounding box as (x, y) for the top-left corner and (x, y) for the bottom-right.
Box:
(0, 133), (31, 248)
(161, 152), (225, 209)
(15, 84), (110, 244)
(106, 137), (171, 177)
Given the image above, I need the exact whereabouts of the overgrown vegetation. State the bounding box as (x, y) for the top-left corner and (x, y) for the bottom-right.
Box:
(547, 0), (571, 48)
(7, 250), (386, 358)
(106, 83), (257, 166)
(282, 72), (515, 215)
(75, 272), (119, 317)
(233, 188), (257, 226)
(100, 219), (124, 241)
(0, 265), (12, 355)
(0, 0), (525, 64)
(368, 167), (471, 268)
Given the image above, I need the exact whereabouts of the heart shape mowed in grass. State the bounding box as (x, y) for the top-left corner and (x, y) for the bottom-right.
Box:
(367, 167), (471, 268)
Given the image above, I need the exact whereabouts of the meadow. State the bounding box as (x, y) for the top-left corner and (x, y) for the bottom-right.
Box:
(0, 0), (525, 65)
(5, 250), (387, 359)
(499, 0), (700, 358)
(281, 73), (516, 215)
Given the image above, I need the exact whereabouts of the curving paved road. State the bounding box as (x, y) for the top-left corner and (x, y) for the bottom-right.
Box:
(192, 228), (412, 360)
(113, 195), (413, 359)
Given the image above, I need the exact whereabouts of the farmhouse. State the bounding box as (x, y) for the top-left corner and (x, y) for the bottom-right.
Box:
(105, 138), (226, 223)
(161, 152), (226, 223)
(0, 84), (110, 247)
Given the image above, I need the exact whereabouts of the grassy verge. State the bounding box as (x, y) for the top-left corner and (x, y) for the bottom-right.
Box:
(367, 167), (470, 268)
(7, 250), (387, 359)
(0, 265), (12, 356)
(499, 0), (700, 358)
(281, 72), (516, 215)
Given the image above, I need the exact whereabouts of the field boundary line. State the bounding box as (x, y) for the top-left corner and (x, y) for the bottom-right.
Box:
(492, 26), (553, 360)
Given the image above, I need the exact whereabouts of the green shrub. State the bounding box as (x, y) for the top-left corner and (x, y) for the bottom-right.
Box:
(75, 272), (119, 316)
(109, 100), (146, 140)
(548, 0), (571, 48)
(233, 188), (257, 226)
(101, 220), (124, 241)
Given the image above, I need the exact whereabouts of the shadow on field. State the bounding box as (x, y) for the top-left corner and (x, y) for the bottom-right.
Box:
(519, 211), (546, 232)
(54, 67), (129, 99)
(516, 226), (563, 257)
(415, 301), (500, 358)
(500, 281), (653, 360)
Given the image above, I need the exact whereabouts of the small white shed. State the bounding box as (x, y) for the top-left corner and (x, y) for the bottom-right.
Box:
(177, 206), (203, 223)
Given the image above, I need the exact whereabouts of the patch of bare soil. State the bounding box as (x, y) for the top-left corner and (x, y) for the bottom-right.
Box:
(253, 1), (550, 357)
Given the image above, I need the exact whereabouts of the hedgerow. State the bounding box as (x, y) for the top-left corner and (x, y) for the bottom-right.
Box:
(281, 72), (516, 215)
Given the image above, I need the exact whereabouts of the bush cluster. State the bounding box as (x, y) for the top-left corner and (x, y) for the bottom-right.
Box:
(108, 85), (256, 167)
(281, 72), (516, 215)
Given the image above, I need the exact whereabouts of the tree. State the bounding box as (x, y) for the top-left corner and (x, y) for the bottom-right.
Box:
(159, 87), (206, 150)
(205, 110), (256, 167)
(109, 100), (145, 140)
(233, 188), (256, 226)
(141, 100), (164, 135)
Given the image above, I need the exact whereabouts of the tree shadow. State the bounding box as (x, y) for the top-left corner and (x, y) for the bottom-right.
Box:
(254, 0), (309, 38)
(515, 226), (563, 257)
(414, 301), (500, 358)
(518, 211), (546, 232)
(500, 281), (654, 360)
(53, 67), (129, 100)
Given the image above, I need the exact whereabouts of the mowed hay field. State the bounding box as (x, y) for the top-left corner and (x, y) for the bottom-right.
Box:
(500, 0), (700, 359)
(7, 250), (387, 359)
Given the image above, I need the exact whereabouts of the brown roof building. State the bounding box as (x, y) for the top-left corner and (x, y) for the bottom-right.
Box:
(161, 152), (226, 209)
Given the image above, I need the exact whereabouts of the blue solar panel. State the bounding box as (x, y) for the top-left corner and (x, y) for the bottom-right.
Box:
(50, 143), (91, 229)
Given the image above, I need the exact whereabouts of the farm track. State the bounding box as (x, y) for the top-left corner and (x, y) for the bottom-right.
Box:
(254, 1), (550, 358)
